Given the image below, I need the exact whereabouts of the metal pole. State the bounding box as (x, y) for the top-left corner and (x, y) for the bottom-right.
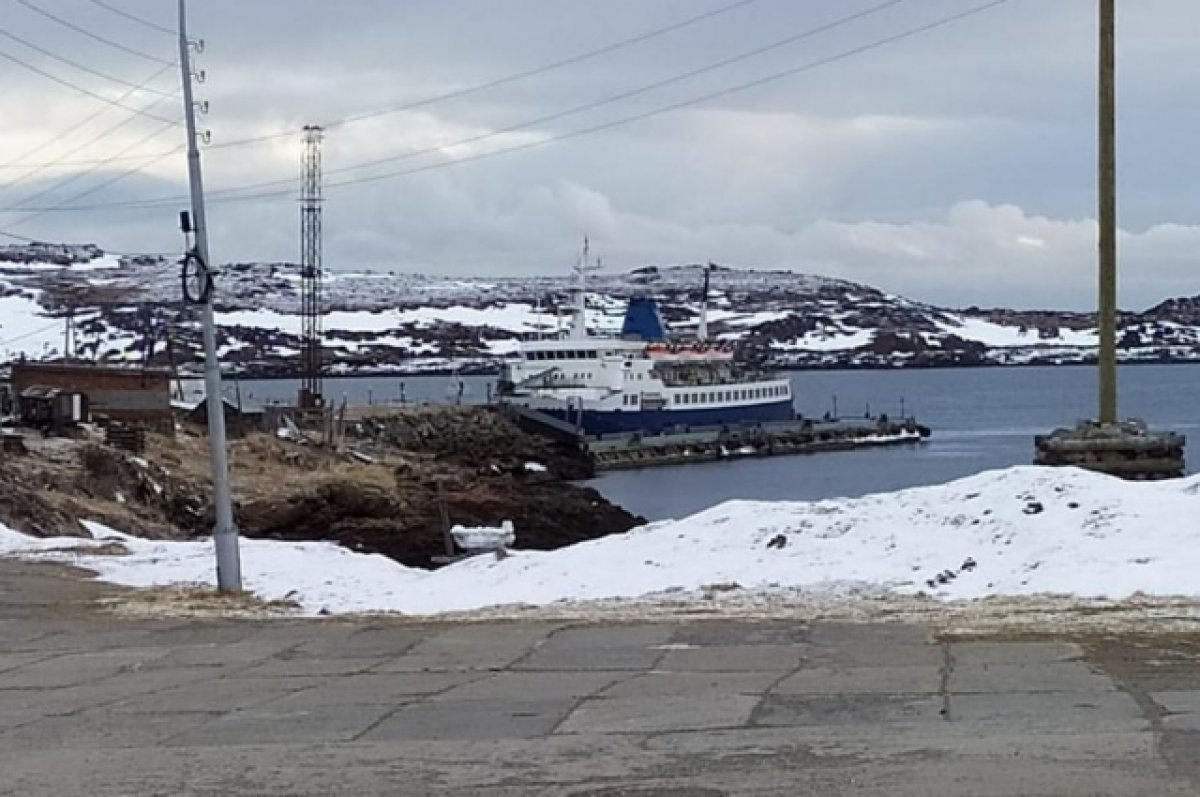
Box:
(1097, 0), (1117, 424)
(179, 0), (241, 591)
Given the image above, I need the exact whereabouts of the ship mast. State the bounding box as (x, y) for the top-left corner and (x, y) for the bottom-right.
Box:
(570, 236), (593, 340)
(697, 262), (712, 342)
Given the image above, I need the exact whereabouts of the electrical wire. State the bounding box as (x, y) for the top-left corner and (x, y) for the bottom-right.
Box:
(0, 0), (762, 169)
(212, 0), (1017, 206)
(225, 0), (911, 196)
(0, 61), (175, 176)
(0, 226), (175, 258)
(3, 120), (182, 222)
(0, 25), (174, 97)
(13, 0), (174, 65)
(85, 0), (175, 36)
(203, 0), (763, 151)
(1, 65), (178, 193)
(0, 318), (66, 349)
(5, 0), (1010, 215)
(12, 0), (907, 209)
(0, 45), (179, 124)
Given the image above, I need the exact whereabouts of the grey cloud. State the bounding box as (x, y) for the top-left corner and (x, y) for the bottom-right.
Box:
(3, 0), (1200, 310)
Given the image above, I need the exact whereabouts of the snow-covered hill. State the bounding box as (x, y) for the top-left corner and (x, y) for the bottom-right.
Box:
(3, 242), (1200, 374)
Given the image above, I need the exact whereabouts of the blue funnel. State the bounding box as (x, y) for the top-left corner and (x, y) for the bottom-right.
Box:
(622, 297), (667, 341)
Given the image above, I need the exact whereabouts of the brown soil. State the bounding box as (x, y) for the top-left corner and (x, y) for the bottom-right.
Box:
(0, 406), (643, 568)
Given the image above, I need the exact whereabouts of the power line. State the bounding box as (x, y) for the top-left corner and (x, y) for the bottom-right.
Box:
(0, 226), (174, 258)
(224, 0), (1017, 205)
(0, 25), (174, 97)
(0, 318), (66, 349)
(266, 0), (911, 190)
(16, 0), (906, 209)
(6, 0), (1010, 214)
(0, 0), (762, 169)
(0, 63), (178, 189)
(85, 0), (175, 36)
(204, 0), (763, 151)
(3, 119), (181, 222)
(13, 0), (174, 65)
(0, 45), (179, 124)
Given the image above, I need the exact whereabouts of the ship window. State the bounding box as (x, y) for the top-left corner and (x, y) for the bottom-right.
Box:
(707, 392), (714, 403)
(588, 350), (597, 359)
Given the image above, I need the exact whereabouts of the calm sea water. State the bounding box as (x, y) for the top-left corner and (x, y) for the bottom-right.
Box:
(238, 365), (1200, 521)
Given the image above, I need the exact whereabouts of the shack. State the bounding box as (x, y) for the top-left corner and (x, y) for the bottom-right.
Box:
(186, 396), (266, 437)
(17, 386), (86, 433)
(11, 362), (171, 431)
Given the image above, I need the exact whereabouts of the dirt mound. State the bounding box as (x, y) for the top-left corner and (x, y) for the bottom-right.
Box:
(237, 469), (640, 569)
(0, 440), (198, 539)
(353, 405), (592, 480)
(1, 406), (642, 568)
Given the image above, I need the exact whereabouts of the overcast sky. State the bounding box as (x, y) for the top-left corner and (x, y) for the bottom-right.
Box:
(1, 0), (1199, 310)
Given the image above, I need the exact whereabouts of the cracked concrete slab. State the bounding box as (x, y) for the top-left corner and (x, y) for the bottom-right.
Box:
(2, 560), (1199, 795)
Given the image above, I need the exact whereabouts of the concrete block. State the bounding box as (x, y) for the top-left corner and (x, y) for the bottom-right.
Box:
(602, 671), (778, 700)
(655, 644), (805, 673)
(438, 671), (624, 702)
(773, 665), (939, 695)
(558, 693), (759, 735)
(379, 623), (561, 672)
(951, 661), (1115, 694)
(362, 698), (574, 741)
(166, 704), (394, 746)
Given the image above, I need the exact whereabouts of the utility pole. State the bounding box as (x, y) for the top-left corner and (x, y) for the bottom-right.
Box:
(1097, 0), (1116, 424)
(178, 0), (242, 591)
(63, 306), (74, 360)
(1034, 0), (1185, 479)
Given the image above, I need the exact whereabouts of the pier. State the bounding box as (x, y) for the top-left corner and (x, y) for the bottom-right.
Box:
(1035, 420), (1186, 480)
(501, 404), (930, 471)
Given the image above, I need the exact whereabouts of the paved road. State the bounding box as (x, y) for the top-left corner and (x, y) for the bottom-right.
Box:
(2, 560), (1199, 796)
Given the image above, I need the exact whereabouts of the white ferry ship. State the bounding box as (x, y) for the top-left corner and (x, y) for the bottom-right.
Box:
(498, 248), (794, 435)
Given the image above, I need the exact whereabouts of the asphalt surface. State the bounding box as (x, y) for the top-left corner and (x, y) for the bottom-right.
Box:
(2, 559), (1200, 796)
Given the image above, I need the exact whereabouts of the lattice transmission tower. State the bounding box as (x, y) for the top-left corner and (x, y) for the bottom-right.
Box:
(299, 125), (325, 408)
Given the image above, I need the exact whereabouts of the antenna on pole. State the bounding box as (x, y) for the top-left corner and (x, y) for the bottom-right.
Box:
(298, 125), (325, 409)
(178, 0), (242, 592)
(698, 262), (713, 342)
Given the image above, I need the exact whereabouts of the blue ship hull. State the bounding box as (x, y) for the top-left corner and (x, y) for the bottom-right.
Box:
(538, 399), (795, 435)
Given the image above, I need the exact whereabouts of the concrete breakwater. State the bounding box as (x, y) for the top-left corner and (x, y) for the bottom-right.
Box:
(500, 405), (930, 472)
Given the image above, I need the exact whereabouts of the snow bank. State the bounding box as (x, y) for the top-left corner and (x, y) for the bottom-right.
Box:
(2, 467), (1199, 617)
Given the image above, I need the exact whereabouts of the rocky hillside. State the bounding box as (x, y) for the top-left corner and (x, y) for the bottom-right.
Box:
(3, 242), (1200, 373)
